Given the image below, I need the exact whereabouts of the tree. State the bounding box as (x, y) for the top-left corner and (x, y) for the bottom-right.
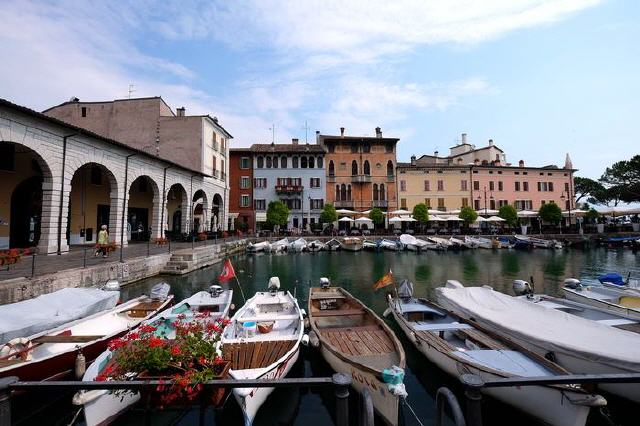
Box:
(266, 201), (290, 229)
(585, 208), (600, 224)
(459, 206), (478, 227)
(498, 204), (518, 227)
(412, 203), (429, 232)
(319, 203), (338, 224)
(574, 177), (605, 204)
(538, 203), (562, 225)
(369, 208), (385, 229)
(599, 155), (640, 204)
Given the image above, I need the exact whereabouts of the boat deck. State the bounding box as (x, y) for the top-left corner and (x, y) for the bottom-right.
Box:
(321, 325), (395, 357)
(223, 340), (296, 370)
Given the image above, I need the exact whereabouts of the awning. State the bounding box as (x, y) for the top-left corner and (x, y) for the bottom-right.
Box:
(475, 209), (499, 216)
(336, 209), (357, 215)
(338, 217), (354, 222)
(256, 212), (267, 222)
(487, 216), (505, 222)
(390, 209), (411, 215)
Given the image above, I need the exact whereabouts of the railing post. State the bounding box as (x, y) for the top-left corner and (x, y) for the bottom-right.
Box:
(30, 253), (36, 278)
(83, 248), (87, 268)
(333, 373), (351, 426)
(360, 387), (374, 426)
(0, 377), (17, 426)
(461, 374), (483, 426)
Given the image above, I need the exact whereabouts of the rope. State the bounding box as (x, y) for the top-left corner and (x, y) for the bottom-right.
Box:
(402, 397), (426, 426)
(598, 407), (619, 426)
(66, 407), (83, 426)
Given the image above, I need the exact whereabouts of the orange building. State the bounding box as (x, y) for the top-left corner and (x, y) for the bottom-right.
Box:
(317, 127), (399, 211)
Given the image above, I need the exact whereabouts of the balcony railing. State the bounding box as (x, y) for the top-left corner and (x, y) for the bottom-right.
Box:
(372, 200), (388, 208)
(351, 175), (372, 183)
(386, 175), (395, 182)
(275, 185), (303, 194)
(334, 201), (355, 208)
(327, 175), (336, 183)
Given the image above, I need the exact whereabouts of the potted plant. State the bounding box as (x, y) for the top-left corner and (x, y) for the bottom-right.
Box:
(98, 313), (231, 407)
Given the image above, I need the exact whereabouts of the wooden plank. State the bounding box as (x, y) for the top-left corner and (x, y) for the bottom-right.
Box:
(367, 330), (392, 352)
(271, 340), (288, 364)
(461, 329), (505, 350)
(349, 332), (373, 356)
(244, 342), (256, 369)
(32, 335), (104, 344)
(361, 330), (385, 354)
(239, 342), (248, 370)
(339, 331), (359, 356)
(261, 341), (278, 367)
(250, 342), (263, 369)
(312, 309), (365, 318)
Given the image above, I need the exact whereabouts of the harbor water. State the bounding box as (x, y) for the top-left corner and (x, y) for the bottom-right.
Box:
(32, 248), (640, 425)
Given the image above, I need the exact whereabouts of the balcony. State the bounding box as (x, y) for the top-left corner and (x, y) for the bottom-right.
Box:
(372, 200), (388, 208)
(275, 185), (303, 194)
(351, 175), (372, 183)
(334, 201), (355, 209)
(386, 175), (395, 182)
(327, 175), (336, 183)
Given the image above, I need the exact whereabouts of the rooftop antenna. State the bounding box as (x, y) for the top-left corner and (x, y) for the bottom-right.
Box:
(302, 120), (310, 143)
(269, 124), (275, 144)
(128, 84), (136, 99)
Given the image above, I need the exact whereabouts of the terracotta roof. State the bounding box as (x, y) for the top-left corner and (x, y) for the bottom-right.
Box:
(250, 143), (325, 153)
(318, 134), (399, 143)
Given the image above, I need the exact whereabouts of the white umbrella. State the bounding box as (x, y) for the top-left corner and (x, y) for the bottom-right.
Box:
(563, 210), (589, 217)
(428, 216), (447, 222)
(427, 209), (442, 215)
(476, 209), (499, 216)
(390, 209), (411, 215)
(517, 210), (538, 217)
(487, 216), (505, 222)
(388, 217), (402, 223)
(598, 207), (640, 215)
(336, 209), (357, 215)
(355, 217), (373, 222)
(444, 215), (464, 221)
(448, 209), (462, 215)
(360, 209), (372, 215)
(475, 216), (489, 222)
(338, 217), (354, 222)
(400, 216), (417, 222)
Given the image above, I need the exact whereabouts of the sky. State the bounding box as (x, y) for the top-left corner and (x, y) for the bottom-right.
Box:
(1, 0), (638, 179)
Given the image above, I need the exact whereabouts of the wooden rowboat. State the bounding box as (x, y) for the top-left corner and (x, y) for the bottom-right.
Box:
(308, 281), (406, 426)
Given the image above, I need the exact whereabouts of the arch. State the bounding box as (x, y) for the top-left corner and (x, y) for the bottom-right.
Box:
(257, 156), (264, 168)
(372, 183), (379, 201)
(192, 189), (209, 233)
(328, 160), (335, 176)
(309, 156), (315, 168)
(351, 160), (358, 176)
(340, 184), (346, 201)
(128, 175), (160, 241)
(364, 160), (371, 176)
(67, 162), (119, 246)
(292, 156), (299, 168)
(386, 160), (394, 177)
(335, 184), (340, 201)
(273, 156), (278, 168)
(212, 193), (224, 232)
(166, 183), (188, 235)
(317, 157), (323, 168)
(281, 156), (287, 168)
(266, 156), (272, 168)
(379, 183), (386, 201)
(301, 156), (308, 168)
(347, 185), (352, 201)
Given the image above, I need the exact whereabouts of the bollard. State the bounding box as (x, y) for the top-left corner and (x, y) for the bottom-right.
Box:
(461, 374), (483, 426)
(83, 248), (87, 268)
(360, 387), (374, 426)
(0, 377), (17, 426)
(333, 373), (351, 426)
(30, 253), (36, 278)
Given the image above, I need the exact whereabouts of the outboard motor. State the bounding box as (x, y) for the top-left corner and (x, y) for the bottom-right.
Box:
(103, 279), (121, 292)
(320, 277), (331, 289)
(513, 280), (533, 296)
(209, 285), (223, 297)
(564, 278), (582, 289)
(268, 277), (281, 295)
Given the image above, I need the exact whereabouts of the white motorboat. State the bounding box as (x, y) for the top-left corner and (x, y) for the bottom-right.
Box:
(325, 238), (342, 251)
(465, 236), (492, 249)
(340, 237), (363, 252)
(247, 240), (271, 253)
(437, 282), (640, 402)
(0, 286), (120, 345)
(449, 237), (472, 249)
(379, 239), (402, 251)
(387, 281), (605, 426)
(289, 238), (308, 252)
(221, 278), (304, 426)
(307, 240), (325, 252)
(270, 238), (289, 253)
(562, 280), (640, 320)
(309, 280), (406, 426)
(428, 236), (453, 249)
(362, 239), (378, 250)
(400, 234), (430, 251)
(75, 286), (232, 426)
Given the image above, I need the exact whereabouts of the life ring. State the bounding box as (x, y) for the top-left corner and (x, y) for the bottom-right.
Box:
(0, 338), (34, 361)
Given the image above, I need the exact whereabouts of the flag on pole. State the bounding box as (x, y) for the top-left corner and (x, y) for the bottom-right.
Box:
(373, 270), (394, 290)
(218, 259), (236, 283)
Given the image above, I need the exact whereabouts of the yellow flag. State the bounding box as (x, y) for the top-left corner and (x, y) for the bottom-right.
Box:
(373, 271), (394, 290)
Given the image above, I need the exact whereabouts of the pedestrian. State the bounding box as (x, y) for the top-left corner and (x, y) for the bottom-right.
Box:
(98, 224), (109, 258)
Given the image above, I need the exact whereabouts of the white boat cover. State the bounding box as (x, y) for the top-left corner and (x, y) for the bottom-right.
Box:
(0, 288), (119, 344)
(436, 286), (640, 371)
(399, 234), (417, 245)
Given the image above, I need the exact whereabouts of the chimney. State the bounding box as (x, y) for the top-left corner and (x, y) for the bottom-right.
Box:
(340, 127), (345, 137)
(434, 150), (439, 157)
(519, 159), (525, 168)
(292, 138), (299, 145)
(488, 139), (494, 146)
(375, 127), (382, 138)
(177, 107), (185, 117)
(461, 133), (467, 144)
(410, 155), (416, 165)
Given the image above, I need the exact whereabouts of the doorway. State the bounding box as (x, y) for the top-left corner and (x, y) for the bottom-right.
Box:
(10, 176), (42, 248)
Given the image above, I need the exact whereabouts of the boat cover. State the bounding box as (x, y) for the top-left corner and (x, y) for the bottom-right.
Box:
(598, 273), (625, 286)
(397, 280), (414, 299)
(399, 234), (417, 245)
(0, 288), (119, 344)
(436, 286), (640, 371)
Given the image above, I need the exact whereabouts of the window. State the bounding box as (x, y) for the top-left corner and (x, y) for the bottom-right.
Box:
(310, 178), (320, 188)
(549, 182), (554, 192)
(538, 182), (550, 192)
(257, 156), (264, 168)
(272, 156), (278, 168)
(373, 184), (379, 201)
(564, 182), (569, 191)
(473, 181), (480, 190)
(437, 180), (444, 191)
(498, 200), (508, 207)
(0, 145), (15, 171)
(474, 199), (480, 210)
(515, 181), (521, 191)
(347, 185), (352, 201)
(317, 157), (323, 168)
(221, 160), (225, 179)
(240, 195), (250, 207)
(351, 144), (358, 154)
(310, 199), (324, 210)
(460, 180), (468, 191)
(281, 157), (287, 168)
(462, 197), (469, 208)
(90, 166), (102, 185)
(309, 157), (315, 168)
(425, 198), (431, 207)
(212, 157), (217, 175)
(328, 161), (335, 176)
(363, 160), (371, 175)
(401, 198), (407, 209)
(254, 199), (266, 211)
(301, 157), (308, 168)
(424, 180), (430, 191)
(438, 198), (445, 209)
(340, 184), (347, 201)
(335, 185), (340, 200)
(240, 176), (250, 189)
(385, 143), (394, 153)
(81, 107), (87, 117)
(386, 160), (394, 176)
(490, 199), (496, 210)
(240, 157), (250, 169)
(379, 184), (385, 200)
(292, 156), (299, 168)
(266, 157), (272, 168)
(400, 180), (406, 191)
(498, 181), (503, 191)
(523, 182), (529, 191)
(253, 178), (267, 188)
(489, 181), (494, 191)
(363, 143), (371, 153)
(351, 160), (358, 176)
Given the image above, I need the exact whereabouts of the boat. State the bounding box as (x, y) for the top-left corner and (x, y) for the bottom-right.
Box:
(340, 237), (363, 252)
(379, 239), (402, 251)
(598, 272), (640, 292)
(75, 286), (232, 426)
(513, 235), (533, 250)
(495, 236), (514, 249)
(464, 236), (492, 249)
(362, 239), (378, 250)
(221, 277), (304, 426)
(307, 240), (325, 252)
(400, 234), (430, 251)
(449, 237), (472, 249)
(523, 236), (562, 249)
(325, 238), (342, 251)
(270, 238), (289, 253)
(436, 282), (640, 402)
(0, 283), (172, 382)
(428, 236), (453, 249)
(0, 286), (120, 345)
(387, 280), (605, 426)
(309, 279), (406, 426)
(289, 238), (308, 252)
(247, 240), (271, 253)
(562, 279), (640, 320)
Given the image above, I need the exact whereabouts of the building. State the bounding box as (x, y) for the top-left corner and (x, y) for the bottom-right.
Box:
(0, 97), (232, 253)
(228, 148), (254, 232)
(250, 140), (326, 230)
(318, 127), (399, 212)
(43, 97), (231, 233)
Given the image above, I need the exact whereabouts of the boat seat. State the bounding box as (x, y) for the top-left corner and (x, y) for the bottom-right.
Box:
(32, 335), (104, 344)
(237, 314), (299, 322)
(413, 322), (472, 332)
(313, 308), (365, 317)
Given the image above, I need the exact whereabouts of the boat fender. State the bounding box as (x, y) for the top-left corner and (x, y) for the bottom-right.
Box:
(308, 331), (320, 348)
(382, 307), (391, 318)
(303, 318), (310, 330)
(388, 383), (408, 398)
(383, 366), (407, 397)
(75, 350), (86, 380)
(301, 334), (310, 346)
(300, 308), (307, 318)
(0, 338), (33, 361)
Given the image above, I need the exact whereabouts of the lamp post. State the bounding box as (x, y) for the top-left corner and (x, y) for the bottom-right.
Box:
(561, 188), (573, 234)
(476, 186), (494, 215)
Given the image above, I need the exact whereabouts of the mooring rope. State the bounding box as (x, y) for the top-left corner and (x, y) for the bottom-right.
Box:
(402, 397), (426, 426)
(66, 407), (82, 426)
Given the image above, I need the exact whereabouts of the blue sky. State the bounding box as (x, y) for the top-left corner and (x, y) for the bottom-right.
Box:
(1, 0), (638, 178)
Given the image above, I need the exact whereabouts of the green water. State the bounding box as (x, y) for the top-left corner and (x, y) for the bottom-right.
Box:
(113, 248), (639, 425)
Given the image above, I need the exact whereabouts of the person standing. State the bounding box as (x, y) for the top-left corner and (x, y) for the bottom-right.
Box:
(97, 225), (109, 258)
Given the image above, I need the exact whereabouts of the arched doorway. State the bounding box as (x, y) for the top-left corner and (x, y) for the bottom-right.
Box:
(166, 183), (188, 237)
(212, 193), (223, 232)
(192, 189), (208, 233)
(10, 176), (43, 248)
(67, 163), (118, 245)
(128, 175), (159, 241)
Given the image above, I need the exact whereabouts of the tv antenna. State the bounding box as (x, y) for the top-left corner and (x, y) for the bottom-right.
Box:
(128, 84), (136, 99)
(302, 120), (310, 143)
(269, 124), (275, 143)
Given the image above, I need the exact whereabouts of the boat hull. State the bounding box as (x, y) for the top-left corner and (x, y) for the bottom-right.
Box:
(563, 288), (640, 320)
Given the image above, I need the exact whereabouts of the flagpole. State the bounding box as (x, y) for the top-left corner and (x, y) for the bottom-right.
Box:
(234, 274), (246, 304)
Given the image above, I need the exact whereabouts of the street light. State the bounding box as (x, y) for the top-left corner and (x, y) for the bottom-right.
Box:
(561, 188), (573, 233)
(476, 186), (494, 215)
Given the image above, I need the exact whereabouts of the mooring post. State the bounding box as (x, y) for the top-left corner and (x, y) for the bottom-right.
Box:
(360, 387), (374, 426)
(168, 239), (171, 253)
(83, 248), (87, 268)
(333, 373), (351, 426)
(461, 374), (483, 426)
(0, 377), (17, 426)
(30, 253), (36, 278)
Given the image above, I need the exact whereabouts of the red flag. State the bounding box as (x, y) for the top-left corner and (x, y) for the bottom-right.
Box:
(218, 259), (236, 283)
(373, 270), (394, 290)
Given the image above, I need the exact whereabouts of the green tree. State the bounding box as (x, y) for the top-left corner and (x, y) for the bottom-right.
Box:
(538, 203), (562, 224)
(412, 203), (429, 232)
(574, 176), (605, 204)
(266, 201), (290, 229)
(319, 203), (338, 224)
(498, 204), (518, 227)
(599, 155), (640, 204)
(585, 208), (600, 224)
(459, 206), (478, 227)
(369, 208), (385, 229)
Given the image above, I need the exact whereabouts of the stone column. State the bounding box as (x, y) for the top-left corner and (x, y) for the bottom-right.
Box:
(150, 192), (163, 239)
(37, 179), (62, 255)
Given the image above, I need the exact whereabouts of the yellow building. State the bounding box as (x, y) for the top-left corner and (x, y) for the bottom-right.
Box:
(396, 158), (471, 212)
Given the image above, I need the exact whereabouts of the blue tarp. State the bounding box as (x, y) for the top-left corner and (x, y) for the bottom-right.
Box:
(598, 273), (625, 286)
(606, 236), (640, 242)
